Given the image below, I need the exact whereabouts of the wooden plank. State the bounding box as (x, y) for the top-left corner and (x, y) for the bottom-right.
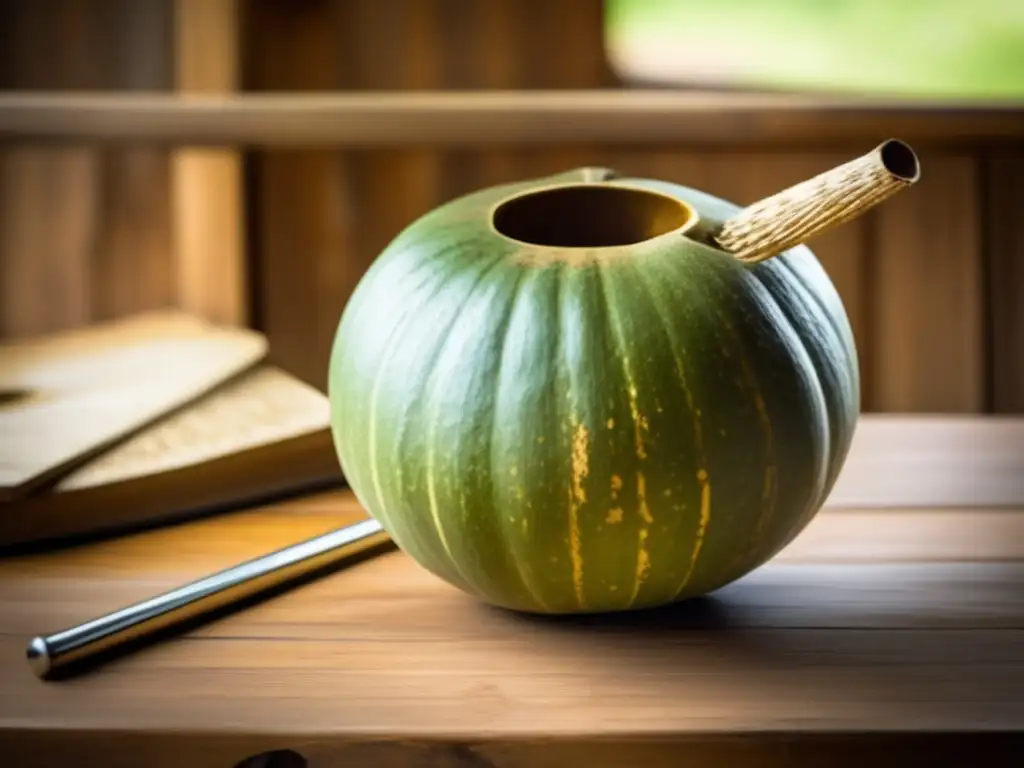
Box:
(87, 0), (177, 323)
(171, 0), (248, 326)
(778, 508), (1024, 563)
(0, 2), (100, 339)
(517, 0), (616, 88)
(0, 148), (96, 336)
(828, 415), (1024, 508)
(241, 0), (351, 386)
(871, 154), (985, 412)
(90, 146), (175, 320)
(0, 1), (176, 338)
(432, 0), (613, 200)
(338, 0), (444, 389)
(3, 609), (1022, 723)
(1, 91), (1023, 147)
(5, 553), (1022, 639)
(1, 486), (1022, 766)
(984, 149), (1024, 413)
(433, 0), (526, 199)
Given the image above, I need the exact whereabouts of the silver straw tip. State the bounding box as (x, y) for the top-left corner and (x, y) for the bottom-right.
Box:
(26, 636), (52, 678)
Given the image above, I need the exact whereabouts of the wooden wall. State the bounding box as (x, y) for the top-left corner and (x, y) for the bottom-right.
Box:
(1, 0), (1022, 416)
(0, 0), (175, 336)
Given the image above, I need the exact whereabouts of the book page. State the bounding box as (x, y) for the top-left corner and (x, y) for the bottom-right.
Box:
(56, 367), (332, 492)
(0, 312), (268, 496)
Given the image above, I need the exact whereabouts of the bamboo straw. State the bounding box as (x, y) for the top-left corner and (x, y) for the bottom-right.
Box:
(714, 139), (921, 263)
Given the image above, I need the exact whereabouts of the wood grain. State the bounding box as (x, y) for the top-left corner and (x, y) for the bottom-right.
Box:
(0, 481), (1022, 767)
(826, 415), (1024, 508)
(0, 0), (176, 339)
(340, 0), (445, 391)
(0, 147), (96, 336)
(872, 154), (985, 412)
(172, 0), (248, 327)
(984, 149), (1024, 413)
(2, 91), (1023, 147)
(0, 3), (98, 338)
(241, 0), (354, 387)
(90, 146), (175, 320)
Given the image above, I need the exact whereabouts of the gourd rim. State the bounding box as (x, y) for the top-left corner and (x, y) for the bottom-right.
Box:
(487, 180), (700, 252)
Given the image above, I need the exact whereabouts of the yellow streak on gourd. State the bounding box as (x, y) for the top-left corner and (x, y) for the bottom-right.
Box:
(674, 468), (713, 598)
(632, 265), (716, 597)
(631, 471), (654, 603)
(606, 507), (624, 524)
(636, 472), (654, 525)
(568, 418), (589, 605)
(626, 380), (649, 460)
(614, 352), (654, 604)
(610, 473), (623, 498)
(635, 531), (651, 593)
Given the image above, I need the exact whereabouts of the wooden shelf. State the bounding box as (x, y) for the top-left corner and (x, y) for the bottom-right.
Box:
(1, 91), (1023, 148)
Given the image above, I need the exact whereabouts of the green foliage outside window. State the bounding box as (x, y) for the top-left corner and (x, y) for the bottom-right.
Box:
(605, 0), (1024, 99)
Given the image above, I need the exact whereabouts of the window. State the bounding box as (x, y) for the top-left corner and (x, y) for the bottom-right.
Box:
(605, 0), (1024, 100)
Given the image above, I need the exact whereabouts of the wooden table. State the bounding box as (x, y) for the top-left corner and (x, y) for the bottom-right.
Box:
(2, 419), (1024, 767)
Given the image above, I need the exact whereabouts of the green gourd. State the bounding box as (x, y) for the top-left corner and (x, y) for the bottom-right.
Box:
(328, 140), (920, 614)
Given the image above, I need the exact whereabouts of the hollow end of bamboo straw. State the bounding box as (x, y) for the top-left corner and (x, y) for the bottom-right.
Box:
(713, 138), (921, 263)
(877, 139), (921, 183)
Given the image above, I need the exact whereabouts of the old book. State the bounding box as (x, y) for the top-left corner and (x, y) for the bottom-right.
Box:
(0, 365), (343, 550)
(0, 310), (268, 501)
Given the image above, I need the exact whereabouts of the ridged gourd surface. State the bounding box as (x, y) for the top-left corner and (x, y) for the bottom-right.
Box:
(329, 170), (859, 614)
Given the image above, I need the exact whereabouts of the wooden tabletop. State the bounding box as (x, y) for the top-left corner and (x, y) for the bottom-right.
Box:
(2, 485), (1023, 767)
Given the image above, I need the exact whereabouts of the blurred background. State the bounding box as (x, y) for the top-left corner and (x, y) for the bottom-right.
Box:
(1, 0), (1022, 415)
(607, 0), (1024, 98)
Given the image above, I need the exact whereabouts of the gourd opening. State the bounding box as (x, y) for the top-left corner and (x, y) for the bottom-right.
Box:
(492, 184), (692, 248)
